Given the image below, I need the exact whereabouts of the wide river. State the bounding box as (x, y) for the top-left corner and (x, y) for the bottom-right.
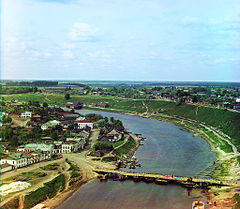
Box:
(58, 109), (216, 209)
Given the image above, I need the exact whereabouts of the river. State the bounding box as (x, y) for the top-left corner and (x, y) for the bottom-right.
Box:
(57, 109), (216, 209)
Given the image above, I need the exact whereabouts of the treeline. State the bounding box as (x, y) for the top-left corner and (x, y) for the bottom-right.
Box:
(60, 82), (86, 87)
(0, 86), (38, 94)
(5, 81), (58, 87)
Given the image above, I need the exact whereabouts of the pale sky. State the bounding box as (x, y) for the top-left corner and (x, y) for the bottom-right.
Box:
(1, 0), (240, 81)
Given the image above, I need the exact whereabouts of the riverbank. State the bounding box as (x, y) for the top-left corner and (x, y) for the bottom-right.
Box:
(40, 133), (143, 209)
(82, 107), (240, 208)
(22, 107), (239, 209)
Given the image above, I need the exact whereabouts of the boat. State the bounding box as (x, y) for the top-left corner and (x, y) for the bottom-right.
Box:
(192, 200), (205, 209)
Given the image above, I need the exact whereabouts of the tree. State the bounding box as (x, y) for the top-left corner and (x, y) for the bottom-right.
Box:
(43, 102), (48, 108)
(2, 115), (12, 124)
(65, 93), (70, 100)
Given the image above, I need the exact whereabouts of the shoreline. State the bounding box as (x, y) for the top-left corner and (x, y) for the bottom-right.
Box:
(42, 107), (239, 209)
(41, 132), (143, 209)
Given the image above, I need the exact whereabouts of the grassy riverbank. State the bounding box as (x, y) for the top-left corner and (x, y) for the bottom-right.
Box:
(3, 93), (240, 208)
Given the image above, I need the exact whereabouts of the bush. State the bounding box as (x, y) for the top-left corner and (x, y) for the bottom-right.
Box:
(24, 174), (65, 209)
(70, 171), (81, 179)
(94, 142), (114, 152)
(65, 159), (80, 171)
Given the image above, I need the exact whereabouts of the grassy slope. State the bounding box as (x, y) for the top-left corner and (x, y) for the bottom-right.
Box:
(3, 93), (240, 149)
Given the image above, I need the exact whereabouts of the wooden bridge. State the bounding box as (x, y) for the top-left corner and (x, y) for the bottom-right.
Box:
(94, 168), (231, 188)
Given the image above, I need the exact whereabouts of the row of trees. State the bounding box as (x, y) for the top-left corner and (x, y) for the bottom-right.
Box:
(0, 87), (38, 94)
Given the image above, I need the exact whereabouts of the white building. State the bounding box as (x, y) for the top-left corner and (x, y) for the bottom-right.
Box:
(74, 120), (93, 129)
(21, 111), (32, 118)
(62, 141), (79, 153)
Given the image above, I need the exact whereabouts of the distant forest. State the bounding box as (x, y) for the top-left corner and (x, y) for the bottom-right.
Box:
(4, 81), (58, 87)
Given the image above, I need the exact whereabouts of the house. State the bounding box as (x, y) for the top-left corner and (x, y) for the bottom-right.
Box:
(28, 121), (39, 128)
(52, 141), (63, 154)
(66, 102), (83, 109)
(24, 143), (53, 157)
(0, 151), (50, 170)
(1, 163), (15, 173)
(73, 102), (83, 109)
(32, 114), (41, 122)
(77, 130), (90, 139)
(106, 129), (123, 142)
(41, 120), (60, 130)
(62, 141), (79, 153)
(17, 145), (25, 152)
(66, 137), (86, 150)
(0, 153), (28, 168)
(74, 120), (93, 129)
(21, 111), (32, 118)
(94, 103), (109, 108)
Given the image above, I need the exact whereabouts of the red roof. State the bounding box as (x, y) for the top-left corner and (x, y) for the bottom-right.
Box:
(74, 120), (93, 123)
(29, 122), (38, 125)
(106, 129), (122, 137)
(94, 103), (108, 107)
(64, 141), (77, 144)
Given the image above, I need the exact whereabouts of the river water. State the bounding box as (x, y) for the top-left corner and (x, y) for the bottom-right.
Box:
(57, 110), (216, 209)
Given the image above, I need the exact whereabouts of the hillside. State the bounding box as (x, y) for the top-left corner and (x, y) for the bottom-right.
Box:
(2, 93), (240, 150)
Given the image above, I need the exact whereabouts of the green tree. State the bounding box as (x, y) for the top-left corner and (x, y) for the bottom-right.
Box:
(65, 93), (70, 100)
(43, 102), (48, 108)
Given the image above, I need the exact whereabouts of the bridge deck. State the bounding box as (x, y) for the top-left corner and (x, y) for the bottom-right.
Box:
(94, 168), (231, 187)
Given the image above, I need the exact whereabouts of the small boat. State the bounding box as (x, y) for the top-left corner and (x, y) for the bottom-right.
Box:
(192, 200), (205, 209)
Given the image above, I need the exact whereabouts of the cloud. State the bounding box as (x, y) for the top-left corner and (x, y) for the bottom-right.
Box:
(69, 22), (98, 41)
(35, 0), (77, 3)
(63, 42), (76, 49)
(87, 50), (111, 58)
(181, 16), (199, 24)
(63, 50), (75, 59)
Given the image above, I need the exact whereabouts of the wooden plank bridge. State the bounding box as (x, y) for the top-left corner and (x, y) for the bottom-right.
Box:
(94, 168), (231, 188)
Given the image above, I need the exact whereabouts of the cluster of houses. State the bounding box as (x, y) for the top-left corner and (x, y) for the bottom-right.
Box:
(0, 131), (89, 173)
(0, 144), (52, 173)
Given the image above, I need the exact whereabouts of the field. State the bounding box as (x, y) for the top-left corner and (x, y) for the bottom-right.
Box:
(3, 93), (240, 151)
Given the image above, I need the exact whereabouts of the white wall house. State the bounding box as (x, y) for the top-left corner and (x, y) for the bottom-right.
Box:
(62, 141), (79, 153)
(74, 120), (93, 129)
(21, 111), (32, 118)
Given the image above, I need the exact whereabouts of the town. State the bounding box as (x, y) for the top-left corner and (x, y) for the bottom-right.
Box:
(0, 99), (133, 173)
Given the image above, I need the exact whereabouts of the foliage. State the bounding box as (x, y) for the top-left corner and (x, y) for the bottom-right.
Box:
(41, 163), (59, 171)
(65, 93), (70, 100)
(85, 113), (103, 122)
(70, 171), (81, 179)
(5, 81), (58, 87)
(0, 86), (38, 94)
(93, 142), (114, 152)
(113, 136), (136, 157)
(233, 193), (240, 209)
(23, 174), (65, 209)
(2, 115), (12, 124)
(65, 159), (80, 171)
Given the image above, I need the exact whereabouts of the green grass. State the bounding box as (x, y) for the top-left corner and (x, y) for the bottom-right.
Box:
(112, 140), (125, 148)
(3, 93), (240, 156)
(113, 136), (137, 157)
(66, 160), (80, 171)
(70, 171), (81, 179)
(40, 163), (59, 171)
(23, 174), (65, 209)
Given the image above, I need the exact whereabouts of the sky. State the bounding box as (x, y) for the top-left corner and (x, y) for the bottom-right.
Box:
(1, 0), (240, 81)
